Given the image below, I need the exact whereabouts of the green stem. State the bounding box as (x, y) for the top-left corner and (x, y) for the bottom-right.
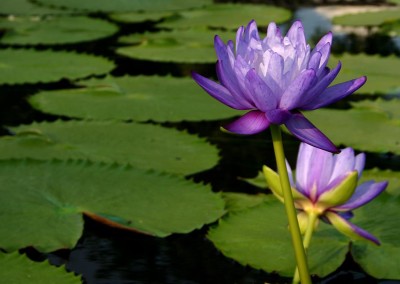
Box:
(292, 212), (318, 284)
(270, 125), (311, 284)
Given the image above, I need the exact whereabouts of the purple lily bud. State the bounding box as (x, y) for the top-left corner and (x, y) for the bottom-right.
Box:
(192, 20), (367, 153)
(264, 143), (388, 245)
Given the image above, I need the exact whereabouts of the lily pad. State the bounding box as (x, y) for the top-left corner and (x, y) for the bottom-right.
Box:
(208, 194), (349, 277)
(35, 0), (212, 13)
(0, 121), (219, 175)
(380, 19), (400, 36)
(117, 29), (236, 63)
(29, 75), (240, 121)
(0, 0), (68, 15)
(332, 7), (400, 27)
(0, 16), (118, 45)
(330, 53), (400, 95)
(351, 193), (400, 279)
(157, 3), (291, 30)
(0, 49), (114, 85)
(110, 11), (173, 24)
(0, 251), (80, 283)
(351, 98), (400, 120)
(0, 159), (225, 252)
(304, 108), (400, 155)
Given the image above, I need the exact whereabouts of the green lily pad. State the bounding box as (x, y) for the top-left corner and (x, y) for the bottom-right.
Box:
(157, 3), (291, 30)
(35, 0), (212, 13)
(332, 7), (400, 27)
(0, 159), (225, 252)
(0, 251), (80, 283)
(117, 29), (236, 63)
(208, 194), (349, 277)
(0, 121), (219, 175)
(0, 0), (68, 15)
(0, 16), (118, 45)
(0, 49), (114, 85)
(351, 98), (400, 120)
(29, 75), (240, 121)
(380, 19), (400, 36)
(110, 11), (173, 24)
(331, 53), (400, 95)
(221, 192), (272, 213)
(304, 108), (400, 155)
(351, 193), (400, 279)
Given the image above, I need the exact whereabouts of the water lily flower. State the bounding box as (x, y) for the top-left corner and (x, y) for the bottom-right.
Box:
(263, 143), (388, 245)
(192, 20), (366, 153)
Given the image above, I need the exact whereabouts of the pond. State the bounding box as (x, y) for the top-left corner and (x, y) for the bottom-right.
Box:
(0, 0), (400, 283)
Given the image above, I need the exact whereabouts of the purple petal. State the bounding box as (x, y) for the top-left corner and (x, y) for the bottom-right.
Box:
(304, 76), (367, 110)
(280, 69), (317, 110)
(265, 108), (292, 124)
(216, 61), (254, 109)
(223, 110), (270, 135)
(295, 142), (315, 197)
(332, 181), (388, 211)
(192, 72), (248, 110)
(244, 69), (278, 111)
(287, 20), (306, 48)
(285, 159), (295, 187)
(315, 42), (332, 72)
(314, 32), (333, 53)
(245, 20), (259, 42)
(299, 62), (342, 110)
(325, 211), (380, 245)
(266, 52), (284, 95)
(308, 51), (322, 70)
(214, 35), (229, 63)
(354, 153), (366, 178)
(264, 22), (283, 48)
(328, 147), (356, 185)
(285, 112), (339, 153)
(235, 26), (245, 52)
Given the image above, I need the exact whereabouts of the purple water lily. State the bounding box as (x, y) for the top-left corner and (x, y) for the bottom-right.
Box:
(192, 20), (366, 153)
(264, 143), (388, 245)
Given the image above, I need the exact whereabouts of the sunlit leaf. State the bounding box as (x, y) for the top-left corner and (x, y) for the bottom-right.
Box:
(0, 0), (68, 15)
(0, 50), (114, 85)
(351, 193), (400, 279)
(35, 0), (212, 12)
(221, 192), (271, 213)
(330, 53), (400, 95)
(110, 11), (173, 23)
(29, 75), (240, 121)
(351, 98), (400, 120)
(208, 194), (349, 277)
(0, 251), (80, 283)
(0, 121), (219, 175)
(332, 7), (400, 26)
(117, 29), (236, 63)
(157, 3), (291, 30)
(0, 16), (118, 45)
(0, 159), (225, 252)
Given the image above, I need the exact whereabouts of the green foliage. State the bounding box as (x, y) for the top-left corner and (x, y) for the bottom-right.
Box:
(0, 159), (225, 252)
(157, 3), (291, 30)
(0, 121), (219, 176)
(351, 98), (400, 120)
(0, 16), (118, 45)
(330, 54), (400, 95)
(110, 11), (174, 23)
(29, 75), (241, 121)
(0, 252), (80, 283)
(0, 0), (68, 15)
(0, 50), (114, 85)
(117, 29), (236, 63)
(35, 0), (212, 12)
(333, 8), (400, 26)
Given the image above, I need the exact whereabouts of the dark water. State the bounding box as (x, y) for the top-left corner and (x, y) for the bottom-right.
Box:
(2, 4), (400, 284)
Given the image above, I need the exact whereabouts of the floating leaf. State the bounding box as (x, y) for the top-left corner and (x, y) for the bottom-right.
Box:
(0, 159), (225, 252)
(351, 193), (400, 279)
(332, 7), (400, 27)
(117, 29), (236, 63)
(351, 98), (400, 120)
(0, 16), (118, 45)
(110, 11), (173, 23)
(330, 54), (400, 95)
(0, 251), (80, 283)
(304, 108), (400, 155)
(0, 0), (68, 15)
(29, 76), (240, 121)
(221, 192), (271, 213)
(35, 0), (212, 13)
(208, 194), (349, 277)
(157, 3), (291, 30)
(0, 121), (219, 175)
(0, 50), (114, 85)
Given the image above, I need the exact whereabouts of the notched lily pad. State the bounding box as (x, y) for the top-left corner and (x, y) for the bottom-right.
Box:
(29, 75), (240, 121)
(0, 16), (118, 45)
(0, 49), (114, 85)
(157, 3), (291, 30)
(0, 120), (219, 175)
(117, 29), (236, 63)
(0, 159), (225, 252)
(208, 194), (349, 277)
(0, 251), (80, 283)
